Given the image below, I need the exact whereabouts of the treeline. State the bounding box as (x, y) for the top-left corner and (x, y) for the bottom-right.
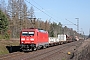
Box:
(0, 0), (81, 39)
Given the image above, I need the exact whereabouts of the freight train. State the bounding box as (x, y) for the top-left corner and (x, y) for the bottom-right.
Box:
(20, 28), (78, 51)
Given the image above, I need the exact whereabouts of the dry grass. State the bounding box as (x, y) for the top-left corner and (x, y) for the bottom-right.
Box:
(0, 40), (19, 55)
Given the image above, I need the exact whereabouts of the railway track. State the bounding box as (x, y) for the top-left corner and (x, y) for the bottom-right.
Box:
(0, 40), (84, 60)
(0, 52), (24, 60)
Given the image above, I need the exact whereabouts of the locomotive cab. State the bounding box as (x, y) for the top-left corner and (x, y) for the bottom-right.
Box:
(20, 30), (37, 51)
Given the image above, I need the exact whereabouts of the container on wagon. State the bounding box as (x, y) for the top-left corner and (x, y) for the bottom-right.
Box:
(58, 34), (67, 41)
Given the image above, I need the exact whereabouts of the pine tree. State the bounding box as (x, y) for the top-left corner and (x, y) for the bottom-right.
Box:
(0, 10), (9, 39)
(0, 10), (8, 32)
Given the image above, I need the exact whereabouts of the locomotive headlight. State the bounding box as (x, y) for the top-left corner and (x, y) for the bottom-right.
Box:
(21, 38), (25, 41)
(30, 38), (34, 41)
(22, 41), (24, 43)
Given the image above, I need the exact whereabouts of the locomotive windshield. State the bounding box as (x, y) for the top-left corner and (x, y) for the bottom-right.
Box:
(22, 31), (34, 36)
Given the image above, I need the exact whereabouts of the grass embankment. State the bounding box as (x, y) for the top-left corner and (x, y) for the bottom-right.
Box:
(0, 40), (19, 55)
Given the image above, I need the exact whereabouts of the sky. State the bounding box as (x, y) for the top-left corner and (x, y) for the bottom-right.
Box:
(25, 0), (90, 35)
(5, 0), (90, 35)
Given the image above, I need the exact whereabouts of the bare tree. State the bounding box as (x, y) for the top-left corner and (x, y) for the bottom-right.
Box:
(7, 0), (17, 38)
(27, 6), (36, 28)
(7, 0), (28, 38)
(22, 3), (28, 29)
(28, 6), (35, 18)
(44, 20), (50, 31)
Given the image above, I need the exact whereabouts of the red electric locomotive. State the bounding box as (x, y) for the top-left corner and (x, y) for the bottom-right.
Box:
(20, 28), (49, 51)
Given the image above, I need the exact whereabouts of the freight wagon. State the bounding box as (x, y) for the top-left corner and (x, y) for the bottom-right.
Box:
(49, 35), (66, 46)
(49, 34), (78, 46)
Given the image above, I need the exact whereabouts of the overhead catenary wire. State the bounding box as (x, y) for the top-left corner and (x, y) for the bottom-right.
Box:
(32, 0), (78, 27)
(31, 0), (44, 10)
(25, 0), (78, 29)
(65, 18), (77, 26)
(31, 0), (64, 24)
(25, 0), (76, 26)
(31, 0), (55, 17)
(25, 0), (82, 35)
(25, 0), (59, 23)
